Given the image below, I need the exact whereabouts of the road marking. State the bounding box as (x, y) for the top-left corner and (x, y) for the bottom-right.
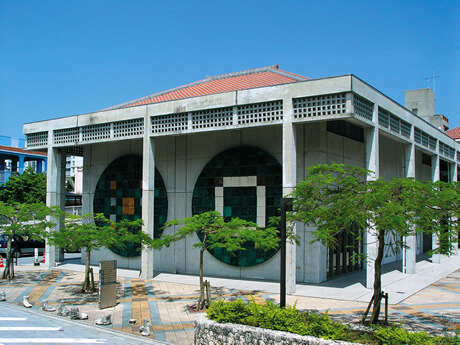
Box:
(0, 318), (27, 321)
(0, 327), (63, 331)
(0, 339), (106, 344)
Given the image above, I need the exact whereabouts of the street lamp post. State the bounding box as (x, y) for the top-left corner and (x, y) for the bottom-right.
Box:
(280, 197), (293, 308)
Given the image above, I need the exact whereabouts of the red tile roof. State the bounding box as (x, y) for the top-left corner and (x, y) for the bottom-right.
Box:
(446, 126), (460, 140)
(105, 65), (309, 110)
(0, 145), (47, 156)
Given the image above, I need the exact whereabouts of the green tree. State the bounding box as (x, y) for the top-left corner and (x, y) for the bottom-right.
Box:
(414, 180), (459, 255)
(0, 202), (55, 279)
(46, 213), (151, 293)
(154, 211), (281, 310)
(290, 163), (458, 324)
(0, 167), (47, 204)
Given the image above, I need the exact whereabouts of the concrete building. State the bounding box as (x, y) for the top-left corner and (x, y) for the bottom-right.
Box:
(0, 135), (47, 186)
(23, 65), (459, 291)
(66, 155), (83, 194)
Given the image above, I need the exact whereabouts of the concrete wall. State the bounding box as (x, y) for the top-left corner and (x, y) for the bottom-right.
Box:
(83, 126), (287, 281)
(80, 116), (440, 283)
(194, 314), (358, 345)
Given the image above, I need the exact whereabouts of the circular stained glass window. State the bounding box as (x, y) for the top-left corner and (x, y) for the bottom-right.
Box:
(93, 155), (168, 257)
(192, 146), (281, 267)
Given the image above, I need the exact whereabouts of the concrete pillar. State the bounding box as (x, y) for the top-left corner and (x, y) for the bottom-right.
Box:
(404, 143), (417, 274)
(18, 156), (24, 173)
(11, 157), (18, 172)
(172, 136), (188, 273)
(282, 98), (297, 294)
(449, 162), (457, 182)
(141, 136), (155, 279)
(82, 146), (92, 215)
(431, 155), (441, 263)
(36, 159), (42, 173)
(365, 123), (379, 289)
(302, 123), (327, 283)
(46, 145), (66, 268)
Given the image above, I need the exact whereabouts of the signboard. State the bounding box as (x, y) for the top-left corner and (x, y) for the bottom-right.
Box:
(99, 260), (117, 309)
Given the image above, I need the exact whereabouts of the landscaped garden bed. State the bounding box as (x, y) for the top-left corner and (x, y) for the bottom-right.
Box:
(194, 298), (459, 345)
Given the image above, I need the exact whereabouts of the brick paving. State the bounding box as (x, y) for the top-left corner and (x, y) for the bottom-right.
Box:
(0, 264), (458, 344)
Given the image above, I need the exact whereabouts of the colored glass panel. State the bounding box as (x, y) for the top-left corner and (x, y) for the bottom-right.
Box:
(192, 146), (281, 267)
(94, 155), (168, 257)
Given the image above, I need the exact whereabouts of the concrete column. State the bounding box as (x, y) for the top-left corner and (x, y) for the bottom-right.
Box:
(11, 157), (18, 172)
(82, 147), (92, 215)
(46, 145), (66, 268)
(431, 155), (441, 263)
(141, 136), (155, 279)
(302, 123), (328, 283)
(365, 123), (379, 289)
(282, 98), (297, 294)
(403, 143), (417, 274)
(36, 159), (43, 173)
(173, 136), (188, 273)
(18, 156), (24, 173)
(449, 162), (457, 182)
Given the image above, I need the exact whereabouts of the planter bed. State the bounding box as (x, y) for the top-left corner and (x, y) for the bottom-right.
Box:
(194, 314), (356, 345)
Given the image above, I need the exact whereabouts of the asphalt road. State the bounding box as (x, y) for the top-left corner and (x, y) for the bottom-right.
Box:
(5, 252), (81, 267)
(0, 303), (171, 345)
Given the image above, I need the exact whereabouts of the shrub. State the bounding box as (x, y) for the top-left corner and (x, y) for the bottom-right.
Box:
(207, 298), (352, 341)
(206, 298), (459, 345)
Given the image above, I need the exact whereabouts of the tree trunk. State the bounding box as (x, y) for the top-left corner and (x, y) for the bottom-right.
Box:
(369, 229), (385, 324)
(2, 237), (13, 279)
(197, 246), (205, 310)
(82, 249), (92, 292)
(197, 233), (207, 310)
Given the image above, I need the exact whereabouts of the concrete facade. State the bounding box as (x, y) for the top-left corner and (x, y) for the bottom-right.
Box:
(0, 144), (47, 186)
(23, 71), (459, 291)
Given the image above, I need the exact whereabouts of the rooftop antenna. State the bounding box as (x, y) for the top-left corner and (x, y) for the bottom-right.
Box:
(424, 69), (440, 95)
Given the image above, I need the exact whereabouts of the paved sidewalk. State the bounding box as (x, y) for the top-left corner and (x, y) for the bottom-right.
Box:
(0, 255), (458, 345)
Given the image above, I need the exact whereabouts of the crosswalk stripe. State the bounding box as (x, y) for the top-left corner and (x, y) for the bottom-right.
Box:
(0, 339), (106, 344)
(0, 318), (27, 321)
(0, 327), (63, 331)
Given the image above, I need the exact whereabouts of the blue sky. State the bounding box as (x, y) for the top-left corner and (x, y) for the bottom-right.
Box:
(1, 1), (459, 141)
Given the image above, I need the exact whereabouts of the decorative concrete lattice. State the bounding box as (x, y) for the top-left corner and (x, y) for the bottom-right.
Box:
(353, 94), (374, 121)
(378, 108), (411, 138)
(429, 137), (437, 151)
(82, 123), (111, 142)
(414, 128), (437, 151)
(400, 121), (412, 138)
(439, 142), (455, 159)
(67, 146), (83, 156)
(378, 108), (390, 128)
(151, 113), (188, 134)
(293, 93), (346, 119)
(237, 100), (283, 125)
(114, 118), (144, 138)
(26, 131), (48, 148)
(192, 107), (233, 129)
(54, 128), (79, 144)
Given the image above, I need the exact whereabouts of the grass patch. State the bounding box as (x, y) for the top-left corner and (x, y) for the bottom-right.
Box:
(206, 298), (459, 344)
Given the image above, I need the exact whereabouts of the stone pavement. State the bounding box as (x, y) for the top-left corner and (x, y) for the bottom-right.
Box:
(0, 257), (458, 345)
